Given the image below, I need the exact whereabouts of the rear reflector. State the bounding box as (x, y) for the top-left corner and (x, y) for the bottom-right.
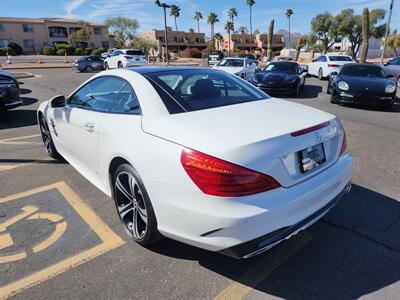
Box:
(339, 130), (347, 156)
(291, 121), (330, 137)
(181, 149), (280, 197)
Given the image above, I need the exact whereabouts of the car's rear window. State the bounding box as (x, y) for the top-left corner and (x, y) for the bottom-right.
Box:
(126, 50), (144, 56)
(145, 69), (269, 113)
(340, 65), (385, 78)
(329, 56), (353, 62)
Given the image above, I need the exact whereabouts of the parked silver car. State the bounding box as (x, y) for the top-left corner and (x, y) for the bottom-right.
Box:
(380, 57), (400, 87)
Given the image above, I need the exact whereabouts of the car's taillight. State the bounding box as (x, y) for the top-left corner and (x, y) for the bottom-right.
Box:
(181, 148), (280, 197)
(124, 55), (132, 59)
(339, 130), (347, 156)
(328, 64), (339, 68)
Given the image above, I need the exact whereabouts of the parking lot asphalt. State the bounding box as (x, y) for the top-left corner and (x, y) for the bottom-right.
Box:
(0, 68), (400, 299)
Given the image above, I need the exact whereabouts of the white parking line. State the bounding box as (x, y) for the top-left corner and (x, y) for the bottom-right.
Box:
(0, 134), (41, 145)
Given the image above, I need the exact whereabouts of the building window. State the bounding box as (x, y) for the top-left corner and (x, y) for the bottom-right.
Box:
(90, 42), (95, 48)
(101, 41), (109, 49)
(48, 26), (68, 38)
(0, 24), (4, 32)
(23, 24), (34, 32)
(69, 27), (81, 34)
(0, 39), (9, 48)
(23, 39), (35, 50)
(93, 27), (102, 35)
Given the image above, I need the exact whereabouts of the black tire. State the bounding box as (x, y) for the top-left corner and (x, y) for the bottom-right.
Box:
(301, 77), (306, 89)
(397, 76), (400, 88)
(318, 68), (324, 80)
(118, 61), (123, 69)
(39, 114), (62, 160)
(327, 85), (331, 94)
(104, 62), (109, 69)
(292, 83), (301, 97)
(330, 90), (339, 104)
(112, 163), (161, 246)
(85, 65), (93, 72)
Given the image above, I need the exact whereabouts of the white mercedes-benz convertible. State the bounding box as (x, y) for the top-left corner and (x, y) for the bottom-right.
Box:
(37, 67), (352, 258)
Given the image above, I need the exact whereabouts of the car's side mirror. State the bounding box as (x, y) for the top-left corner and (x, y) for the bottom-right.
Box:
(50, 95), (66, 108)
(312, 59), (317, 62)
(330, 71), (338, 76)
(299, 67), (307, 74)
(383, 62), (388, 66)
(386, 74), (394, 78)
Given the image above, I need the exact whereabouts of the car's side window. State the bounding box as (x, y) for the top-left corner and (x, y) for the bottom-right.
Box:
(68, 76), (125, 112)
(390, 58), (400, 65)
(111, 51), (121, 57)
(110, 83), (141, 115)
(320, 56), (327, 62)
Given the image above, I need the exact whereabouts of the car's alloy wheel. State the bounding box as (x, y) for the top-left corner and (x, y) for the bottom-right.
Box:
(318, 68), (323, 80)
(397, 76), (400, 88)
(85, 65), (93, 72)
(113, 165), (160, 245)
(39, 115), (61, 160)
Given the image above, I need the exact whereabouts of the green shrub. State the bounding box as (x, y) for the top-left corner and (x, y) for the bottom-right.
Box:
(7, 42), (23, 55)
(55, 43), (70, 50)
(85, 48), (93, 55)
(75, 48), (83, 56)
(91, 47), (106, 56)
(43, 46), (56, 55)
(57, 49), (67, 56)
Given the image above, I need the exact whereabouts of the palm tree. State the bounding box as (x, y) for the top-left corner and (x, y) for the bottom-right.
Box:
(286, 8), (293, 49)
(214, 32), (224, 50)
(246, 0), (255, 51)
(228, 8), (238, 27)
(170, 5), (181, 57)
(224, 21), (234, 56)
(207, 12), (219, 40)
(193, 11), (203, 34)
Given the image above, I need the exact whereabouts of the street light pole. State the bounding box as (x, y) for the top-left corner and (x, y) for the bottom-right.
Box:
(155, 0), (171, 65)
(381, 0), (394, 63)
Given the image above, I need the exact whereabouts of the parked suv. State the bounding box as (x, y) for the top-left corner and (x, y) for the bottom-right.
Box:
(104, 49), (147, 69)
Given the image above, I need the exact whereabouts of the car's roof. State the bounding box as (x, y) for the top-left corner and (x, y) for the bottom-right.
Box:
(325, 54), (351, 57)
(126, 66), (206, 75)
(223, 57), (246, 60)
(268, 61), (298, 64)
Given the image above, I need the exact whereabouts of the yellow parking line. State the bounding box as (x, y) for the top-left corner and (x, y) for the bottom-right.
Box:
(32, 221), (67, 253)
(0, 233), (14, 250)
(213, 232), (312, 300)
(0, 164), (26, 172)
(0, 182), (125, 299)
(0, 205), (38, 232)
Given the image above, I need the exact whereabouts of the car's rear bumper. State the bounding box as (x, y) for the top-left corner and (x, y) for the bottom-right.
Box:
(126, 61), (147, 67)
(150, 153), (352, 257)
(219, 181), (351, 259)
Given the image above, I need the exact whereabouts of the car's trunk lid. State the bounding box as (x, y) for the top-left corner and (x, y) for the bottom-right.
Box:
(142, 98), (342, 187)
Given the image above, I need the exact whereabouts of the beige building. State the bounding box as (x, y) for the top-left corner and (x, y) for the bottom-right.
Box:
(141, 27), (206, 57)
(221, 32), (284, 52)
(0, 17), (112, 53)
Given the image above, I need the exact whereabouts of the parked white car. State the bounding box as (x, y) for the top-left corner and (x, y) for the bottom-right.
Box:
(104, 49), (147, 69)
(213, 57), (257, 81)
(307, 54), (355, 80)
(37, 67), (352, 259)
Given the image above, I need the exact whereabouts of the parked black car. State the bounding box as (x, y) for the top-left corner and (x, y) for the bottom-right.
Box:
(71, 56), (104, 72)
(327, 63), (396, 108)
(0, 69), (21, 111)
(250, 62), (307, 97)
(208, 51), (224, 66)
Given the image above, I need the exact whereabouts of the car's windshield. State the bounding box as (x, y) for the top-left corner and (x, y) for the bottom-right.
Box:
(264, 63), (298, 74)
(340, 65), (385, 78)
(146, 69), (268, 113)
(126, 50), (144, 56)
(217, 59), (244, 67)
(329, 56), (353, 62)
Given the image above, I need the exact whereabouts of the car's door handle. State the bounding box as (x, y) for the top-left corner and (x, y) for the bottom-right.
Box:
(84, 123), (95, 133)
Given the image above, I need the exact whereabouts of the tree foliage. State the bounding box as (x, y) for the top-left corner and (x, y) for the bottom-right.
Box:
(387, 35), (400, 56)
(207, 12), (219, 39)
(68, 21), (91, 45)
(311, 12), (337, 54)
(105, 17), (139, 47)
(129, 37), (158, 55)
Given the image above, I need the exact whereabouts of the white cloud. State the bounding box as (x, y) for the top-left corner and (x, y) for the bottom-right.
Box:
(64, 0), (86, 18)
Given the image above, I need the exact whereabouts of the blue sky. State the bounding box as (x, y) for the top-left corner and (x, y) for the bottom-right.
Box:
(2, 0), (399, 36)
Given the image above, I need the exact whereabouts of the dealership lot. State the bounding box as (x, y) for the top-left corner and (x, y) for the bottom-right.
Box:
(1, 68), (400, 299)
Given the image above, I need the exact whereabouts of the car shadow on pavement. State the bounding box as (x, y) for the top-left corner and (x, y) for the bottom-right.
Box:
(20, 88), (32, 95)
(0, 109), (38, 129)
(338, 101), (400, 113)
(300, 84), (323, 98)
(0, 158), (66, 164)
(148, 184), (400, 299)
